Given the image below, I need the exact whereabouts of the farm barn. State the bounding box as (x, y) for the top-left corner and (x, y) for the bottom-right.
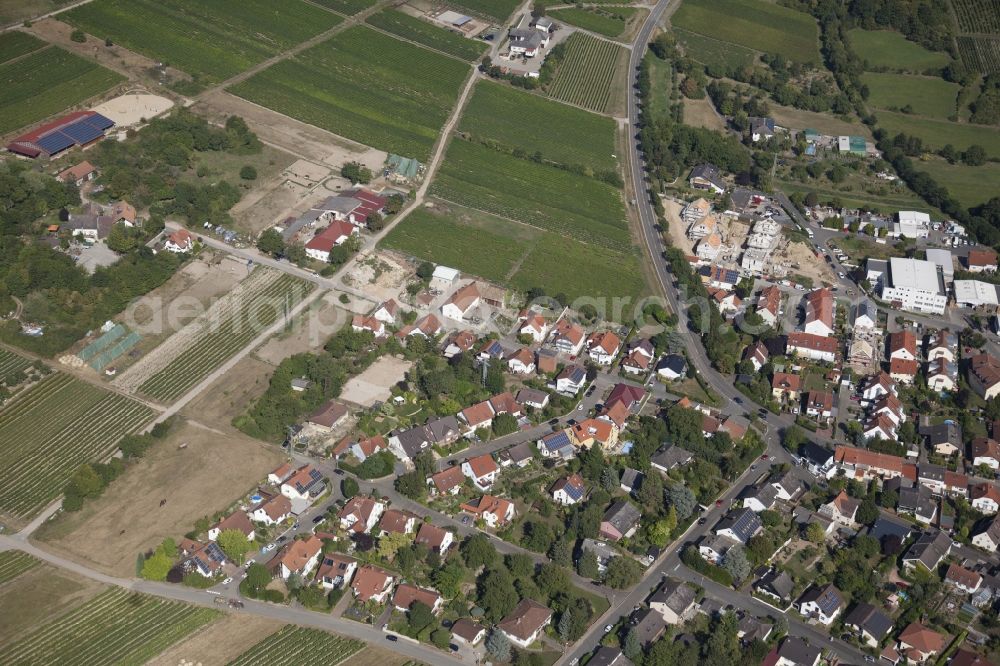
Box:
(6, 111), (115, 159)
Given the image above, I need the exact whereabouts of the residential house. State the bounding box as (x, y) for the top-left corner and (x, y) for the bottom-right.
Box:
(477, 339), (505, 364)
(844, 603), (893, 649)
(688, 212), (718, 239)
(277, 536), (323, 580)
(461, 454), (499, 491)
(553, 365), (587, 395)
(755, 569), (794, 607)
(896, 622), (945, 663)
(689, 163), (726, 194)
(740, 483), (778, 513)
(972, 516), (1000, 552)
(698, 533), (738, 564)
(903, 531), (951, 571)
(549, 319), (586, 355)
(798, 584), (845, 625)
(441, 283), (481, 321)
(181, 540), (227, 578)
(682, 197), (712, 224)
(756, 285), (782, 327)
(714, 507), (762, 544)
(460, 401), (495, 432)
(506, 348), (535, 375)
(852, 299), (879, 332)
(972, 437), (1000, 470)
(164, 228), (194, 253)
(280, 465), (324, 501)
(797, 442), (834, 476)
(655, 354), (688, 380)
(305, 401), (349, 432)
(508, 27), (542, 57)
(620, 339), (656, 375)
(397, 313), (442, 340)
(819, 490), (859, 525)
(750, 116), (776, 141)
(950, 649), (992, 666)
(378, 508), (419, 536)
(371, 299), (399, 325)
(570, 418), (619, 451)
(804, 390), (834, 422)
(414, 522), (453, 554)
(250, 495), (292, 526)
(920, 421), (961, 457)
(350, 435), (388, 462)
(873, 393), (905, 427)
(550, 473), (586, 506)
(351, 315), (385, 338)
(58, 160), (97, 186)
(899, 484), (937, 524)
(862, 413), (897, 441)
(516, 388), (549, 410)
(833, 446), (911, 481)
(971, 483), (1000, 514)
(771, 470), (805, 501)
(587, 331), (621, 365)
(945, 563), (983, 594)
(648, 579), (697, 625)
(600, 500), (642, 541)
(304, 220), (358, 262)
(518, 310), (549, 343)
(925, 329), (957, 362)
(351, 564), (395, 603)
(580, 538), (617, 574)
(338, 496), (385, 534)
(316, 553), (357, 590)
(630, 609), (668, 647)
(388, 424), (433, 463)
(697, 232), (724, 262)
(537, 429), (575, 460)
(451, 618), (486, 646)
(968, 353), (1000, 400)
(786, 332), (838, 363)
(889, 357), (919, 384)
(768, 636), (821, 666)
(650, 445), (693, 474)
(967, 248), (998, 273)
(771, 373), (801, 405)
(926, 357), (957, 392)
(459, 495), (515, 528)
(802, 288), (834, 337)
(849, 339), (877, 375)
(208, 510), (255, 542)
(427, 466), (465, 496)
(861, 372), (897, 401)
(918, 465), (947, 495)
(392, 583), (443, 614)
(443, 330), (476, 358)
(744, 341), (769, 372)
(498, 598), (552, 648)
(620, 468), (644, 496)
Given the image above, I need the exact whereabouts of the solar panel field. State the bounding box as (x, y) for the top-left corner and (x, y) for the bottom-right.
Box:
(112, 268), (312, 402)
(227, 626), (363, 666)
(229, 26), (470, 160)
(0, 588), (218, 666)
(0, 373), (153, 520)
(0, 46), (123, 135)
(62, 0), (341, 85)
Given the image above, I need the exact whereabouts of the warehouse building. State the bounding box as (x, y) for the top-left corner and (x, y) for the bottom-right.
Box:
(880, 257), (947, 315)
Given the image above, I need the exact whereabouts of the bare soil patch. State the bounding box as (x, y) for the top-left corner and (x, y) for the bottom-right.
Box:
(91, 93), (174, 128)
(342, 251), (413, 304)
(774, 237), (837, 285)
(0, 563), (105, 646)
(194, 91), (387, 169)
(33, 419), (282, 577)
(341, 355), (412, 407)
(147, 615), (283, 666)
(254, 292), (350, 365)
(180, 355), (276, 427)
(663, 198), (695, 253)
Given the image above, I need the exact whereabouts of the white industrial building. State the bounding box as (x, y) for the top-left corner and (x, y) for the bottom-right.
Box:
(954, 280), (1000, 308)
(892, 211), (931, 239)
(925, 248), (954, 284)
(880, 257), (947, 315)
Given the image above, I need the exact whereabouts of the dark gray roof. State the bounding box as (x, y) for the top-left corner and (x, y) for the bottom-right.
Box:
(799, 584), (844, 615)
(714, 507), (762, 543)
(844, 603), (893, 640)
(630, 608), (667, 646)
(755, 568), (794, 601)
(739, 482), (778, 508)
(505, 442), (534, 464)
(919, 464), (946, 481)
(919, 421), (961, 448)
(426, 416), (460, 443)
(620, 468), (644, 492)
(603, 501), (641, 533)
(777, 636), (822, 665)
(690, 163), (725, 189)
(656, 354), (687, 375)
(737, 614), (773, 642)
(651, 445), (693, 471)
(392, 425), (432, 458)
(581, 538), (616, 564)
(648, 579), (696, 614)
(750, 117), (775, 133)
(798, 441), (834, 466)
(869, 515), (913, 543)
(899, 486), (936, 520)
(772, 469), (805, 497)
(588, 646), (631, 666)
(903, 530), (951, 570)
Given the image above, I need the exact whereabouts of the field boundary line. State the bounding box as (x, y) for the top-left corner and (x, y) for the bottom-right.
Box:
(362, 19), (479, 64)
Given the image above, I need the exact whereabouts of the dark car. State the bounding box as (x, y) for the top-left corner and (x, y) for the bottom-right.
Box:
(548, 418), (560, 426)
(334, 469), (344, 476)
(734, 397), (743, 404)
(385, 635), (398, 642)
(312, 515), (324, 524)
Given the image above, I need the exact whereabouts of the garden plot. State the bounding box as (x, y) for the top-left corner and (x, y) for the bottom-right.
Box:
(0, 373), (153, 521)
(227, 625), (363, 666)
(0, 588), (218, 665)
(113, 267), (312, 402)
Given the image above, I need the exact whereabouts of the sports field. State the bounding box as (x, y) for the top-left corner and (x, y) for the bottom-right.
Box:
(547, 32), (628, 113)
(460, 80), (618, 172)
(432, 139), (629, 251)
(228, 626), (363, 666)
(367, 10), (486, 61)
(848, 29), (951, 71)
(0, 373), (153, 520)
(0, 31), (45, 64)
(675, 28), (755, 73)
(383, 202), (647, 300)
(0, 46), (123, 135)
(0, 588), (218, 665)
(672, 0), (820, 63)
(877, 110), (1000, 157)
(62, 0), (341, 84)
(915, 158), (1000, 209)
(548, 6), (643, 40)
(861, 73), (958, 119)
(229, 26), (469, 160)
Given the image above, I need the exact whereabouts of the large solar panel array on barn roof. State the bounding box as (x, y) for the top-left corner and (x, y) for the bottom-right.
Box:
(6, 111), (115, 158)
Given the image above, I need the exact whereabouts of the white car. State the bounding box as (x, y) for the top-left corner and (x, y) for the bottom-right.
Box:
(222, 577), (233, 586)
(261, 543), (275, 553)
(838, 272), (846, 279)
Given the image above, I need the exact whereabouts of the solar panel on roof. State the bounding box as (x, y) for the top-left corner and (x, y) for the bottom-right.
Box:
(63, 123), (103, 145)
(85, 113), (114, 130)
(36, 132), (74, 154)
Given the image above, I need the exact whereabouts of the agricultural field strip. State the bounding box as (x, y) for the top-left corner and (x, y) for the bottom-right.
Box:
(136, 272), (311, 401)
(951, 0), (1000, 34)
(0, 374), (152, 516)
(0, 46), (124, 136)
(445, 0), (520, 22)
(0, 552), (39, 585)
(957, 35), (1000, 75)
(547, 33), (624, 113)
(0, 588), (218, 665)
(674, 28), (756, 70)
(458, 79), (619, 172)
(228, 26), (469, 161)
(227, 626), (363, 666)
(431, 140), (630, 250)
(0, 349), (32, 377)
(312, 0), (379, 16)
(547, 7), (637, 40)
(62, 0), (341, 84)
(365, 9), (487, 62)
(113, 267), (289, 393)
(0, 32), (47, 64)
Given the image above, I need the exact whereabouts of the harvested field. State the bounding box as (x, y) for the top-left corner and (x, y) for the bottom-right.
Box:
(35, 418), (283, 577)
(674, 28), (755, 73)
(148, 615), (284, 666)
(0, 562), (105, 647)
(0, 588), (218, 665)
(341, 356), (413, 407)
(180, 356), (276, 427)
(0, 373), (153, 522)
(113, 268), (312, 402)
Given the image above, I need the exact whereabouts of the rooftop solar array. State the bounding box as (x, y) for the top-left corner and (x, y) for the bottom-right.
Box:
(36, 132), (75, 155)
(7, 112), (116, 157)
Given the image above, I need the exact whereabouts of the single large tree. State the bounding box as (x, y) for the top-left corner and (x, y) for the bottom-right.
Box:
(217, 529), (252, 565)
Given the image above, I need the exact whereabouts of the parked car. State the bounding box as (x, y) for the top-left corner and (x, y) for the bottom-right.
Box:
(312, 515), (324, 524)
(222, 577), (232, 586)
(385, 635), (398, 642)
